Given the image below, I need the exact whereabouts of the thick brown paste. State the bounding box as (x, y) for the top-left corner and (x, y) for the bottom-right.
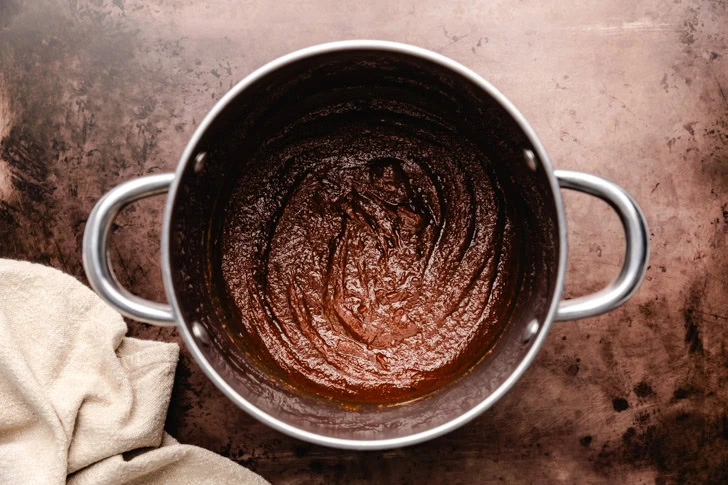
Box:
(220, 111), (525, 404)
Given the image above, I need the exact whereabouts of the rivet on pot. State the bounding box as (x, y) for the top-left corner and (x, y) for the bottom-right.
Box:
(191, 320), (210, 346)
(522, 319), (540, 344)
(193, 152), (207, 174)
(523, 149), (538, 172)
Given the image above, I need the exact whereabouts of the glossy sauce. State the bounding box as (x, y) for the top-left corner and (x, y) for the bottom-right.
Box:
(220, 115), (525, 404)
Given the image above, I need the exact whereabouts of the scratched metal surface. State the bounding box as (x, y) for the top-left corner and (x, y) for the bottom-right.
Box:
(1, 0), (727, 482)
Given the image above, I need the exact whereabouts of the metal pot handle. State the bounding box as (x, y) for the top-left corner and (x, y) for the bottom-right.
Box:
(82, 173), (177, 326)
(554, 170), (649, 321)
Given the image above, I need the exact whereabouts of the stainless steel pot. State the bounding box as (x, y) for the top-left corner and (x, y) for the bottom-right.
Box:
(83, 40), (649, 449)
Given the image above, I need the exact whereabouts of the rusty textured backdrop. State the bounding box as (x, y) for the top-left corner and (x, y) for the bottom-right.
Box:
(1, 0), (727, 483)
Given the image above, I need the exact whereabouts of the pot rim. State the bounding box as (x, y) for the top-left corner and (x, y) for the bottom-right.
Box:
(160, 39), (568, 450)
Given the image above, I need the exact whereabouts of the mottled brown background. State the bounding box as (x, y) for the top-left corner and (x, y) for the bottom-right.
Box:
(1, 0), (727, 483)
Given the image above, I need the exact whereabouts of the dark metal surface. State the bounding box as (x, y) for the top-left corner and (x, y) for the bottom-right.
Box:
(1, 0), (727, 482)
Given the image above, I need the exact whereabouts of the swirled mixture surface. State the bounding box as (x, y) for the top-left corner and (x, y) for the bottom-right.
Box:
(220, 119), (524, 404)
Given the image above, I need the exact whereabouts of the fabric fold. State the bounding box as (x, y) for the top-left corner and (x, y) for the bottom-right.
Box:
(0, 259), (267, 485)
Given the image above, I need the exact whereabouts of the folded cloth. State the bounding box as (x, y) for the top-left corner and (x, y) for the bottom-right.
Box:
(0, 259), (268, 485)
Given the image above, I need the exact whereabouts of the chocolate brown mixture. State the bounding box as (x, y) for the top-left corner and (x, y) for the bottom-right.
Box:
(219, 100), (528, 404)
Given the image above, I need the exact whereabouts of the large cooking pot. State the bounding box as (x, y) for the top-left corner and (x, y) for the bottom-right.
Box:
(83, 41), (649, 449)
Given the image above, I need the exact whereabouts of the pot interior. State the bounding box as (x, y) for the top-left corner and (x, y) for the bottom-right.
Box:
(167, 45), (561, 444)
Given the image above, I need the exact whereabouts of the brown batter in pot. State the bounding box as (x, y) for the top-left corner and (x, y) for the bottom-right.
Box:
(219, 95), (528, 404)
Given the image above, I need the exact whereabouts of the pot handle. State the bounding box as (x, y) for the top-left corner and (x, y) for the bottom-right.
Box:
(83, 173), (177, 326)
(554, 170), (649, 321)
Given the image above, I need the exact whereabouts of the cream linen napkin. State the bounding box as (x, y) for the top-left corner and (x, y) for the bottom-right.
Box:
(0, 259), (268, 485)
